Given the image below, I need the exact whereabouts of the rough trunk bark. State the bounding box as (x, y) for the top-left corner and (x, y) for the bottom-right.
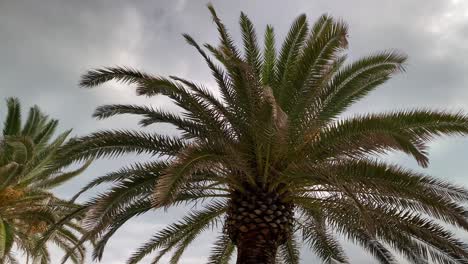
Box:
(235, 231), (279, 264)
(226, 188), (294, 264)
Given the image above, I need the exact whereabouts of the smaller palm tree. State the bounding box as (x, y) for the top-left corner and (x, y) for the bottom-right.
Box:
(0, 98), (89, 264)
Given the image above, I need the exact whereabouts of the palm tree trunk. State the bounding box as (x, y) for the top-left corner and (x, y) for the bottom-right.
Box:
(235, 235), (279, 264)
(227, 189), (293, 264)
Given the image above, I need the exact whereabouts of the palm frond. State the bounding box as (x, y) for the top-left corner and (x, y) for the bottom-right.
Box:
(182, 34), (236, 108)
(275, 14), (308, 103)
(284, 15), (348, 116)
(240, 12), (262, 76)
(61, 130), (186, 163)
(153, 144), (221, 206)
(277, 235), (301, 264)
(80, 66), (152, 88)
(21, 105), (42, 137)
(93, 104), (206, 138)
(127, 201), (226, 264)
(207, 233), (235, 264)
(2, 98), (21, 136)
(261, 26), (276, 88)
(296, 205), (347, 263)
(91, 199), (154, 261)
(305, 110), (468, 167)
(206, 4), (240, 59)
(318, 51), (406, 121)
(32, 159), (93, 189)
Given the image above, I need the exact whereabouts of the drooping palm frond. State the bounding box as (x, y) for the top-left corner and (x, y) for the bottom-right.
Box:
(207, 234), (235, 264)
(66, 5), (468, 264)
(127, 201), (226, 264)
(276, 234), (301, 264)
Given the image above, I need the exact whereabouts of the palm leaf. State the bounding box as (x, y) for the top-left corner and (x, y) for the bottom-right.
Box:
(2, 98), (21, 136)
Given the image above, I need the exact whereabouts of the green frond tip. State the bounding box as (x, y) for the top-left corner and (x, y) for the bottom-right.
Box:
(206, 3), (239, 58)
(21, 105), (42, 136)
(3, 98), (22, 136)
(207, 234), (235, 264)
(262, 25), (276, 86)
(276, 14), (308, 102)
(240, 11), (261, 76)
(79, 66), (152, 88)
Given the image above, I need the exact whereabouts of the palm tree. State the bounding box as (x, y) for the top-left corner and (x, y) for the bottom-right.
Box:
(0, 98), (89, 263)
(64, 5), (468, 264)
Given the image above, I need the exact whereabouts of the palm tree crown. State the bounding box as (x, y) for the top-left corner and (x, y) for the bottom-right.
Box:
(0, 98), (89, 264)
(65, 5), (468, 264)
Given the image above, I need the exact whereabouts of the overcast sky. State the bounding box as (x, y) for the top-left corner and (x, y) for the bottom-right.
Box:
(2, 0), (468, 263)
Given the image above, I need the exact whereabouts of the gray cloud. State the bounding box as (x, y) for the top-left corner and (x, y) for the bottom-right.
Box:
(2, 0), (468, 263)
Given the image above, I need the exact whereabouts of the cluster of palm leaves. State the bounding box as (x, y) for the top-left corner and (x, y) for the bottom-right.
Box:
(53, 5), (468, 264)
(0, 98), (88, 264)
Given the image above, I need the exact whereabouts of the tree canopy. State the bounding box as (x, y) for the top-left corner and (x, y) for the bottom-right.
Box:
(0, 98), (89, 264)
(61, 5), (468, 264)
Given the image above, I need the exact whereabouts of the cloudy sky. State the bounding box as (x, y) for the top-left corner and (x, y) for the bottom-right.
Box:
(2, 0), (468, 263)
